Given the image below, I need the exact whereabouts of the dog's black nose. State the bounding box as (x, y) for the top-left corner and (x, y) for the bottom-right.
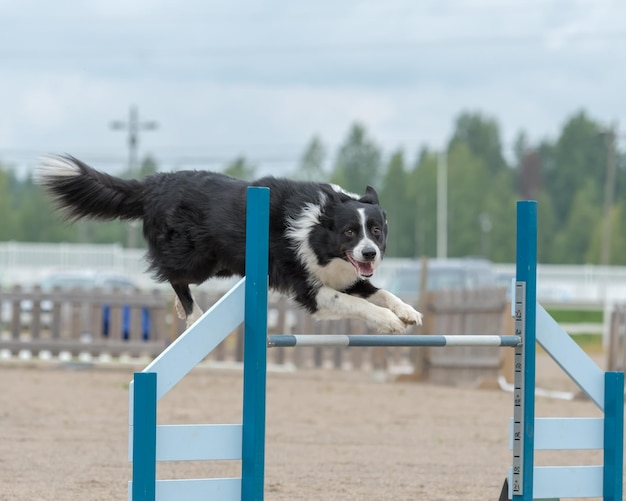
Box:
(362, 247), (377, 261)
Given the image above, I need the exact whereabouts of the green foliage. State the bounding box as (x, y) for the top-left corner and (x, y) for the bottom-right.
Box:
(1, 156), (156, 247)
(547, 308), (603, 324)
(533, 192), (556, 262)
(223, 156), (256, 181)
(138, 155), (159, 178)
(0, 169), (15, 240)
(331, 123), (382, 194)
(409, 148), (439, 256)
(404, 120), (517, 260)
(449, 111), (508, 175)
(546, 310), (604, 352)
(379, 150), (412, 256)
(542, 111), (606, 225)
(586, 203), (626, 265)
(570, 334), (603, 352)
(2, 108), (625, 264)
(550, 180), (602, 263)
(294, 136), (327, 181)
(446, 141), (492, 256)
(481, 170), (517, 262)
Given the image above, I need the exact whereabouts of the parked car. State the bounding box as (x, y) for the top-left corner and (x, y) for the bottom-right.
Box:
(379, 258), (500, 305)
(40, 270), (138, 292)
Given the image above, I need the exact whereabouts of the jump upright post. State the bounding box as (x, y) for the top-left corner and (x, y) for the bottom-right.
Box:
(128, 187), (271, 501)
(505, 201), (624, 501)
(128, 195), (624, 501)
(512, 200), (537, 499)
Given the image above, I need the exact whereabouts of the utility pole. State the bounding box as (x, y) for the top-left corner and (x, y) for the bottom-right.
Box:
(110, 105), (158, 247)
(436, 149), (448, 259)
(600, 123), (617, 267)
(479, 212), (492, 258)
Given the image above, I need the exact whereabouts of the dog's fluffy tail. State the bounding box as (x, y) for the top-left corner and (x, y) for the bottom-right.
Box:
(35, 154), (144, 221)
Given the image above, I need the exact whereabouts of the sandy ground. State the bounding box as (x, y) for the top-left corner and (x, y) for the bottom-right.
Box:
(0, 353), (620, 501)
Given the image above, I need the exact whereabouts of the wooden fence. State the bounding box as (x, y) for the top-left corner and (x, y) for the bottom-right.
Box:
(417, 287), (513, 385)
(0, 285), (169, 358)
(262, 286), (512, 385)
(0, 284), (511, 385)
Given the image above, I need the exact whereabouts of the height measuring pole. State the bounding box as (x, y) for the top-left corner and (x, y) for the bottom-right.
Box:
(512, 201), (537, 501)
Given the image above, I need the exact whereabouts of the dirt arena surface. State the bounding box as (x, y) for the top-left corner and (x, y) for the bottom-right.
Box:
(0, 353), (619, 501)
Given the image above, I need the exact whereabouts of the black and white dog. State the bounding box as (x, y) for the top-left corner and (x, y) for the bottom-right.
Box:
(36, 155), (422, 333)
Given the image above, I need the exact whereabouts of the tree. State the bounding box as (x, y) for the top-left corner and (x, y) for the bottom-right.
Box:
(1, 108), (623, 265)
(223, 157), (256, 180)
(446, 141), (491, 257)
(550, 180), (602, 263)
(138, 155), (159, 177)
(379, 150), (412, 257)
(0, 168), (15, 240)
(542, 111), (606, 226)
(408, 148), (439, 257)
(586, 203), (626, 265)
(449, 111), (508, 175)
(534, 191), (558, 264)
(481, 170), (517, 262)
(295, 136), (327, 181)
(331, 123), (382, 194)
(13, 178), (78, 242)
(407, 138), (516, 260)
(120, 155), (159, 179)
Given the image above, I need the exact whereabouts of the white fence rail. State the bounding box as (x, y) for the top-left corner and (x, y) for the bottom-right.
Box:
(0, 242), (150, 287)
(0, 242), (240, 292)
(3, 241), (626, 303)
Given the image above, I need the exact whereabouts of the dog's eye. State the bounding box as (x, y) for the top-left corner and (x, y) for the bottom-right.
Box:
(345, 229), (356, 237)
(371, 227), (382, 237)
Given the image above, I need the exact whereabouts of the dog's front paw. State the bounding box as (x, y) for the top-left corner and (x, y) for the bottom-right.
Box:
(391, 302), (423, 326)
(368, 308), (408, 334)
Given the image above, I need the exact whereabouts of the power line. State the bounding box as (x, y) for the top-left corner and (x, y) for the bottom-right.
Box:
(0, 149), (304, 165)
(110, 105), (158, 248)
(110, 105), (158, 176)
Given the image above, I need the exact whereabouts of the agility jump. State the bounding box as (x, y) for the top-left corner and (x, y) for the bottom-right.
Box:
(128, 189), (624, 501)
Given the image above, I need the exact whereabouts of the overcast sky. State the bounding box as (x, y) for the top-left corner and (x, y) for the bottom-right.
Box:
(1, 0), (625, 178)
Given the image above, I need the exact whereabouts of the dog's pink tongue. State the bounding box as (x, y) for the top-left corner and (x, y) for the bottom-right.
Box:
(357, 261), (374, 277)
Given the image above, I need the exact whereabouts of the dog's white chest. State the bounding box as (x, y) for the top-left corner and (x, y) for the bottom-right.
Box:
(314, 257), (359, 290)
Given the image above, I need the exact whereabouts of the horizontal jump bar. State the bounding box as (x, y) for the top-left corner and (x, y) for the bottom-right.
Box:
(267, 334), (521, 348)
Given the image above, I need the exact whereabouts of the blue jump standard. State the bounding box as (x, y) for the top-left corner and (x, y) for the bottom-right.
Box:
(513, 200), (537, 501)
(241, 187), (270, 501)
(267, 334), (521, 348)
(131, 372), (157, 501)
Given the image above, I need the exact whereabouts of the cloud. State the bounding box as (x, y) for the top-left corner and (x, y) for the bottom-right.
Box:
(1, 0), (626, 179)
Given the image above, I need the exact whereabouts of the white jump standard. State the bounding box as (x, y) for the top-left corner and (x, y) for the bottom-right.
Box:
(128, 193), (624, 501)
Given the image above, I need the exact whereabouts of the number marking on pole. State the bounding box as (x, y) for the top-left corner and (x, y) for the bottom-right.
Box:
(512, 281), (526, 495)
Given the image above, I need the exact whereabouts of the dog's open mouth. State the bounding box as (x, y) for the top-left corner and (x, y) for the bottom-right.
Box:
(346, 253), (375, 278)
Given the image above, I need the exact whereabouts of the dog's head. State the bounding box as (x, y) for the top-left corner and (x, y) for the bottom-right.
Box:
(318, 185), (388, 280)
(287, 184), (388, 287)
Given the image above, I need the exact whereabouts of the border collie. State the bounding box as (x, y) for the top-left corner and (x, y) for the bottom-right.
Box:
(36, 155), (422, 333)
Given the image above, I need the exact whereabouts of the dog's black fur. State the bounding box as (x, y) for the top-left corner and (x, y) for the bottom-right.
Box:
(36, 155), (422, 332)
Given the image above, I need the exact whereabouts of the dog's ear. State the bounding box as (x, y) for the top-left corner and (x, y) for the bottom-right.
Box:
(359, 186), (379, 205)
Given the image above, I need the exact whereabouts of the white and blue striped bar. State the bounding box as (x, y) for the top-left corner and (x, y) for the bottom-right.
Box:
(267, 334), (521, 348)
